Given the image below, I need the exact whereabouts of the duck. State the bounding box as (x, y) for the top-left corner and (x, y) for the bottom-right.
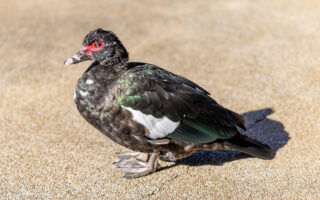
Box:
(64, 28), (274, 178)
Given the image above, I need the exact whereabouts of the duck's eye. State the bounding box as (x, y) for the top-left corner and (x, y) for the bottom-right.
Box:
(94, 42), (101, 48)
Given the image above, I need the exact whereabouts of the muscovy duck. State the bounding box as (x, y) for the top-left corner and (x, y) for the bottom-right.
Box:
(64, 28), (274, 178)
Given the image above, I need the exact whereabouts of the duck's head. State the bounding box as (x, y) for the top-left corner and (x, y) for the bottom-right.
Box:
(64, 28), (129, 66)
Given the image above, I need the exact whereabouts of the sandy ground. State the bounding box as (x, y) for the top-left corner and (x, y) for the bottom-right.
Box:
(1, 0), (320, 199)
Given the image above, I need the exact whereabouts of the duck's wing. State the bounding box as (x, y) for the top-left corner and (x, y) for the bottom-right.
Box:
(116, 63), (245, 143)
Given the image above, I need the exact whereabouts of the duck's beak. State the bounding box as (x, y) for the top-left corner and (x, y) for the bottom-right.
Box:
(64, 46), (91, 65)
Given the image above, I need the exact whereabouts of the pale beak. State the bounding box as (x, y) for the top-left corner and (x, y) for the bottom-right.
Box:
(64, 47), (91, 65)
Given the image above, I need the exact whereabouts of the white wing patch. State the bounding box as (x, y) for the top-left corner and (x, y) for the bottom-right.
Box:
(122, 106), (180, 139)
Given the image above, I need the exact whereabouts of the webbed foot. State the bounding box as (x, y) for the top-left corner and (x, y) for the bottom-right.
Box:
(113, 152), (160, 178)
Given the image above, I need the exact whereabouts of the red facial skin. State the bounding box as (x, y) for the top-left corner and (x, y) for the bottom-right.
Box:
(82, 41), (105, 57)
(64, 41), (106, 65)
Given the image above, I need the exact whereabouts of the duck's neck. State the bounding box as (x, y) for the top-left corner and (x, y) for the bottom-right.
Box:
(105, 61), (130, 73)
(85, 61), (129, 74)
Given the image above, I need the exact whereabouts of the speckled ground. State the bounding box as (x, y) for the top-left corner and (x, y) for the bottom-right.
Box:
(1, 0), (320, 199)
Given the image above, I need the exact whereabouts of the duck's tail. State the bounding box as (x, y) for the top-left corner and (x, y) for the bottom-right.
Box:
(223, 133), (275, 160)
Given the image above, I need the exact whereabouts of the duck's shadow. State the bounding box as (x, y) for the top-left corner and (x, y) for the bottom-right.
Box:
(164, 108), (289, 168)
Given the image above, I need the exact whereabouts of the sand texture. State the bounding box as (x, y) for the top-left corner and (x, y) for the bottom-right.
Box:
(1, 0), (319, 199)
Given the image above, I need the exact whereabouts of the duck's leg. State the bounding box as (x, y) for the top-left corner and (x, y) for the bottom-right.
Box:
(113, 152), (160, 178)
